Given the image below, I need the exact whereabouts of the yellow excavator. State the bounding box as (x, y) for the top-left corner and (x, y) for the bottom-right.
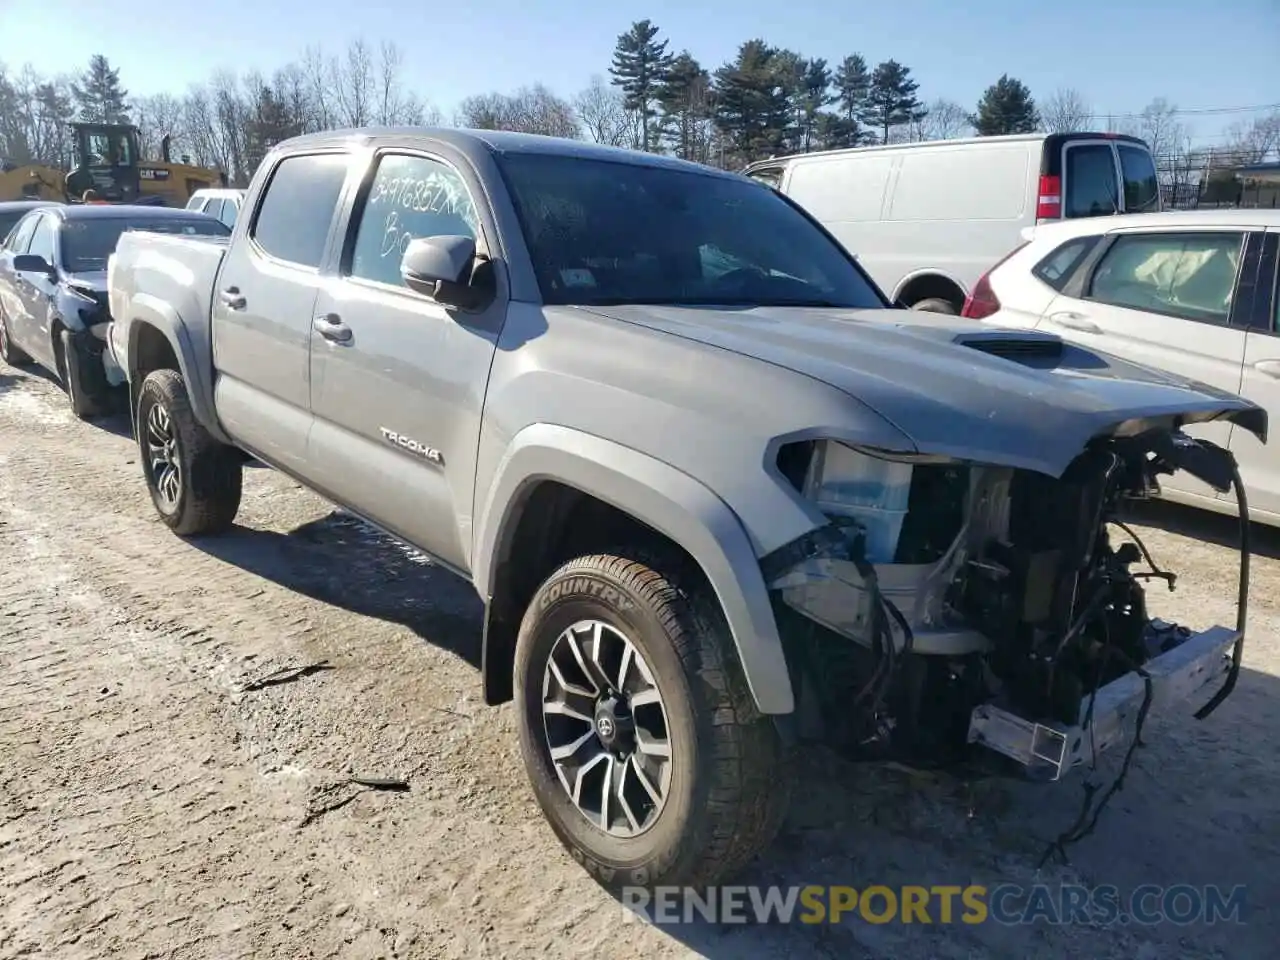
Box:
(0, 121), (227, 206)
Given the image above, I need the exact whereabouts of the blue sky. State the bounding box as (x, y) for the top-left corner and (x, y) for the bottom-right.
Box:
(2, 0), (1277, 146)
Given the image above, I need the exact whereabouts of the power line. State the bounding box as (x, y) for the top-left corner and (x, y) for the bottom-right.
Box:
(1084, 102), (1280, 122)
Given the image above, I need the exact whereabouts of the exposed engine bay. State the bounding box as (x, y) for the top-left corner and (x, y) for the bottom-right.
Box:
(765, 424), (1249, 786)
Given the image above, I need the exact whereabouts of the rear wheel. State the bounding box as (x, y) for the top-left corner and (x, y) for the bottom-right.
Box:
(514, 549), (789, 892)
(137, 368), (242, 535)
(911, 297), (959, 315)
(0, 305), (30, 366)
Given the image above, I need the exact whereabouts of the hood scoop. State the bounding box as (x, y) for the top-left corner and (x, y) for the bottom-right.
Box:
(954, 329), (1064, 365)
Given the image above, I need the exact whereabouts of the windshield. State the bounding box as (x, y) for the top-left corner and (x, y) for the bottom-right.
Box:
(59, 216), (229, 272)
(496, 152), (886, 309)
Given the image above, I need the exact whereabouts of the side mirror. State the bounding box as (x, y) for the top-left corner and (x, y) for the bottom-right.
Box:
(13, 253), (54, 277)
(401, 235), (477, 305)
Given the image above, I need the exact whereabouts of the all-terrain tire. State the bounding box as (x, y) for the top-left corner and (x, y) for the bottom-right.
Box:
(514, 549), (790, 893)
(59, 329), (108, 420)
(911, 297), (959, 315)
(136, 368), (242, 536)
(0, 304), (30, 366)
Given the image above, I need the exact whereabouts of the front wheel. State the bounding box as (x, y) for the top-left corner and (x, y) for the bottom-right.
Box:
(136, 368), (242, 536)
(59, 329), (108, 420)
(514, 550), (789, 892)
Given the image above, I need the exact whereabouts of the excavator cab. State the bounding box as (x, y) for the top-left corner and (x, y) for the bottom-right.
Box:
(64, 123), (142, 203)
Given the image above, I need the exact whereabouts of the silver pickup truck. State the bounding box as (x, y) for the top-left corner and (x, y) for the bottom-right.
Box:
(106, 128), (1264, 890)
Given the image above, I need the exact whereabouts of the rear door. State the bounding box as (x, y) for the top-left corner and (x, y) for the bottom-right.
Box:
(1060, 139), (1121, 220)
(0, 214), (39, 350)
(1039, 226), (1251, 504)
(1230, 231), (1280, 513)
(18, 214), (60, 368)
(210, 150), (352, 473)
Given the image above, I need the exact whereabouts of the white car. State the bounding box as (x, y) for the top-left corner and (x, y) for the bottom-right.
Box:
(964, 208), (1279, 523)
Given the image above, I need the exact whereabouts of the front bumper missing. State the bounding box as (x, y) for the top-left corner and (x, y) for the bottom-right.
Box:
(967, 624), (1238, 781)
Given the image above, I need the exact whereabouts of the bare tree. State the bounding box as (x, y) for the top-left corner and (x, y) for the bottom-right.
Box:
(888, 99), (972, 143)
(332, 39), (374, 128)
(1041, 87), (1091, 133)
(1122, 98), (1186, 162)
(133, 92), (186, 160)
(458, 85), (580, 139)
(1223, 112), (1280, 165)
(574, 75), (633, 146)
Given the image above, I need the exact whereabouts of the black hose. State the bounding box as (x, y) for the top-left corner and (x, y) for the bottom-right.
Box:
(1194, 455), (1249, 720)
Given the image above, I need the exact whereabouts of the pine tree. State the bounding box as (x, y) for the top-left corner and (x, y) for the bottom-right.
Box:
(71, 54), (130, 124)
(972, 75), (1040, 135)
(860, 60), (925, 144)
(657, 52), (713, 162)
(834, 54), (870, 133)
(609, 20), (673, 152)
(795, 58), (835, 152)
(712, 40), (792, 165)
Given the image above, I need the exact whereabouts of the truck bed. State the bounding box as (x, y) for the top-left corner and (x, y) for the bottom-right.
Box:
(107, 230), (229, 397)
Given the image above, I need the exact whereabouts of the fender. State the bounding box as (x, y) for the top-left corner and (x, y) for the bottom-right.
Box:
(125, 292), (232, 445)
(474, 423), (796, 715)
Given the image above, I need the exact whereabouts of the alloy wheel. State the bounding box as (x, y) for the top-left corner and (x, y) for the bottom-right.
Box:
(145, 401), (182, 510)
(541, 619), (673, 838)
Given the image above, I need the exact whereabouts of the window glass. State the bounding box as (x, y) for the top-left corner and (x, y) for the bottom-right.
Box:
(0, 210), (28, 243)
(1064, 144), (1119, 219)
(251, 153), (350, 268)
(1032, 236), (1098, 290)
(1089, 233), (1243, 325)
(203, 199), (225, 224)
(1119, 146), (1160, 213)
(185, 195), (205, 211)
(221, 198), (239, 229)
(496, 152), (885, 308)
(26, 216), (56, 265)
(348, 154), (478, 287)
(6, 214), (38, 253)
(747, 167), (783, 188)
(60, 216), (229, 272)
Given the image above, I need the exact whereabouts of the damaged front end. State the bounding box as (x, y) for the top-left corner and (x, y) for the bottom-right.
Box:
(763, 423), (1253, 782)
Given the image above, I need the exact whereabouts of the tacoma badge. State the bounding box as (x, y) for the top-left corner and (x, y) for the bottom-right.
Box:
(379, 427), (444, 465)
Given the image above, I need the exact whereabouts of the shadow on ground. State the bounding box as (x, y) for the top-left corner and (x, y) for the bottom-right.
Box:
(1122, 496), (1280, 559)
(181, 502), (1276, 959)
(185, 510), (485, 668)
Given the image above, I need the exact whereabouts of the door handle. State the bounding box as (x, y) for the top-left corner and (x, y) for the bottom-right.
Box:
(1047, 311), (1101, 334)
(219, 286), (246, 310)
(313, 313), (352, 343)
(1253, 359), (1280, 379)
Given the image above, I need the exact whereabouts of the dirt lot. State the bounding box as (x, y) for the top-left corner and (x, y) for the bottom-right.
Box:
(0, 362), (1276, 960)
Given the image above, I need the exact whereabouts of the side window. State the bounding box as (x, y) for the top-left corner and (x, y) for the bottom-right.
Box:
(1032, 236), (1099, 290)
(348, 153), (478, 288)
(251, 153), (351, 268)
(1118, 146), (1159, 213)
(1089, 232), (1244, 325)
(185, 195), (205, 211)
(221, 198), (239, 229)
(26, 216), (56, 265)
(203, 199), (225, 223)
(7, 215), (38, 253)
(1064, 144), (1119, 219)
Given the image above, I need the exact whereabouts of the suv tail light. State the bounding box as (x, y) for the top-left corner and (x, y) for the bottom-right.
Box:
(1036, 174), (1061, 220)
(961, 241), (1029, 320)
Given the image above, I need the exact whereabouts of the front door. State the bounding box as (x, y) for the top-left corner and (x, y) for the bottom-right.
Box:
(18, 214), (60, 369)
(1038, 227), (1250, 504)
(210, 151), (351, 472)
(307, 148), (505, 572)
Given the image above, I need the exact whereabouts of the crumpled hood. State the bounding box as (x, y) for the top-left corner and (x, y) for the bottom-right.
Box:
(582, 304), (1268, 477)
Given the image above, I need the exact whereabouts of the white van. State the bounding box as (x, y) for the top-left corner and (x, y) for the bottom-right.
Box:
(744, 132), (1161, 314)
(184, 187), (246, 231)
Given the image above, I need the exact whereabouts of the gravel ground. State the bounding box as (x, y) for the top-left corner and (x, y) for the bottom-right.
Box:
(0, 361), (1276, 960)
